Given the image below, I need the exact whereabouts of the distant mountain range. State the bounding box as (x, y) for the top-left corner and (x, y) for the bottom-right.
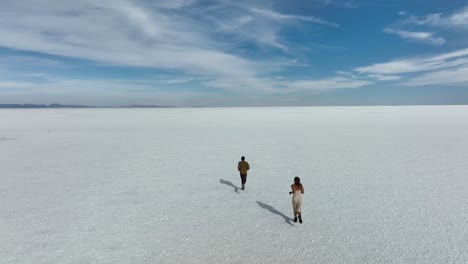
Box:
(0, 104), (176, 108)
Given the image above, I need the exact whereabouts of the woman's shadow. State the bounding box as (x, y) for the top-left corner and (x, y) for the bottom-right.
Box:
(256, 201), (294, 226)
(219, 178), (239, 193)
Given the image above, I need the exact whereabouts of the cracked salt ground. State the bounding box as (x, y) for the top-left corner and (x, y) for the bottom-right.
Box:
(1, 106), (467, 263)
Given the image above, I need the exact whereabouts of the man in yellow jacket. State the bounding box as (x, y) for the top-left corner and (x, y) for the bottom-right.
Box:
(237, 156), (250, 190)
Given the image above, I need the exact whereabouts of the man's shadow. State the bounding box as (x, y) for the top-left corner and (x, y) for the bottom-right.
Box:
(219, 178), (239, 193)
(256, 201), (293, 226)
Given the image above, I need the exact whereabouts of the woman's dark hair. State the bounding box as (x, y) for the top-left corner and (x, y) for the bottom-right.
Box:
(294, 176), (302, 187)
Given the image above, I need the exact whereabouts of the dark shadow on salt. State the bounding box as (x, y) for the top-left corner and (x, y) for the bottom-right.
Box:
(256, 201), (294, 226)
(219, 178), (239, 193)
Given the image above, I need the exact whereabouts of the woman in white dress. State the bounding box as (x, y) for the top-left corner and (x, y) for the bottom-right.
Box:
(289, 176), (304, 223)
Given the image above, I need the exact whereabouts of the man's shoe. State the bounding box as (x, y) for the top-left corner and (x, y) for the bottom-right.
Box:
(242, 185), (245, 190)
(293, 217), (297, 222)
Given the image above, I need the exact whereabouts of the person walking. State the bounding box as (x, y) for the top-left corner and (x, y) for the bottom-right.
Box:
(289, 176), (304, 223)
(237, 156), (250, 190)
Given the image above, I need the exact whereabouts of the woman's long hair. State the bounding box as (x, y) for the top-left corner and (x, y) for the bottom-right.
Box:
(294, 176), (302, 187)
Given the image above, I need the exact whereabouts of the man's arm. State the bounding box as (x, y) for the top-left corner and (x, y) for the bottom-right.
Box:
(237, 162), (240, 171)
(246, 162), (250, 171)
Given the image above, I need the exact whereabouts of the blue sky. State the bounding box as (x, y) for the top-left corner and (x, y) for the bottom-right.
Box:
(0, 0), (468, 106)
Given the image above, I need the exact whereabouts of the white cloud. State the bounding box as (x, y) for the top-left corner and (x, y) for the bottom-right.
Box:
(0, 0), (339, 95)
(406, 6), (468, 29)
(0, 55), (65, 70)
(151, 0), (196, 9)
(0, 74), (373, 106)
(355, 48), (468, 75)
(383, 28), (445, 46)
(286, 77), (371, 92)
(0, 81), (37, 89)
(368, 74), (401, 81)
(405, 65), (468, 86)
(204, 2), (338, 52)
(355, 48), (468, 87)
(426, 48), (468, 62)
(316, 0), (358, 8)
(250, 8), (339, 27)
(336, 71), (357, 78)
(157, 77), (199, 85)
(356, 60), (432, 75)
(384, 6), (468, 47)
(0, 75), (209, 106)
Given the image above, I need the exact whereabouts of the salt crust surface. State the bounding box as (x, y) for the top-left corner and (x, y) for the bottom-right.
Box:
(1, 106), (467, 263)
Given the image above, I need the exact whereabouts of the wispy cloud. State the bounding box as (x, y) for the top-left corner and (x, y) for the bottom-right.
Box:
(405, 6), (468, 29)
(355, 48), (468, 86)
(286, 77), (371, 92)
(0, 0), (343, 97)
(151, 0), (196, 9)
(384, 6), (468, 46)
(205, 2), (338, 51)
(0, 81), (37, 90)
(367, 74), (401, 81)
(316, 0), (359, 8)
(405, 66), (468, 86)
(0, 73), (372, 106)
(355, 48), (468, 75)
(0, 75), (209, 106)
(250, 8), (339, 27)
(383, 28), (445, 45)
(4, 0), (466, 106)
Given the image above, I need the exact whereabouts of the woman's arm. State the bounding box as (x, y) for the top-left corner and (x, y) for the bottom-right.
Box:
(301, 185), (304, 194)
(289, 185), (294, 194)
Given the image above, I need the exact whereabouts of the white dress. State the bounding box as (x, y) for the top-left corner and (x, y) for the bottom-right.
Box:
(292, 190), (303, 214)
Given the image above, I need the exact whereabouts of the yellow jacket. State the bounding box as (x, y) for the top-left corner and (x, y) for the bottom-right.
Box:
(238, 161), (250, 174)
